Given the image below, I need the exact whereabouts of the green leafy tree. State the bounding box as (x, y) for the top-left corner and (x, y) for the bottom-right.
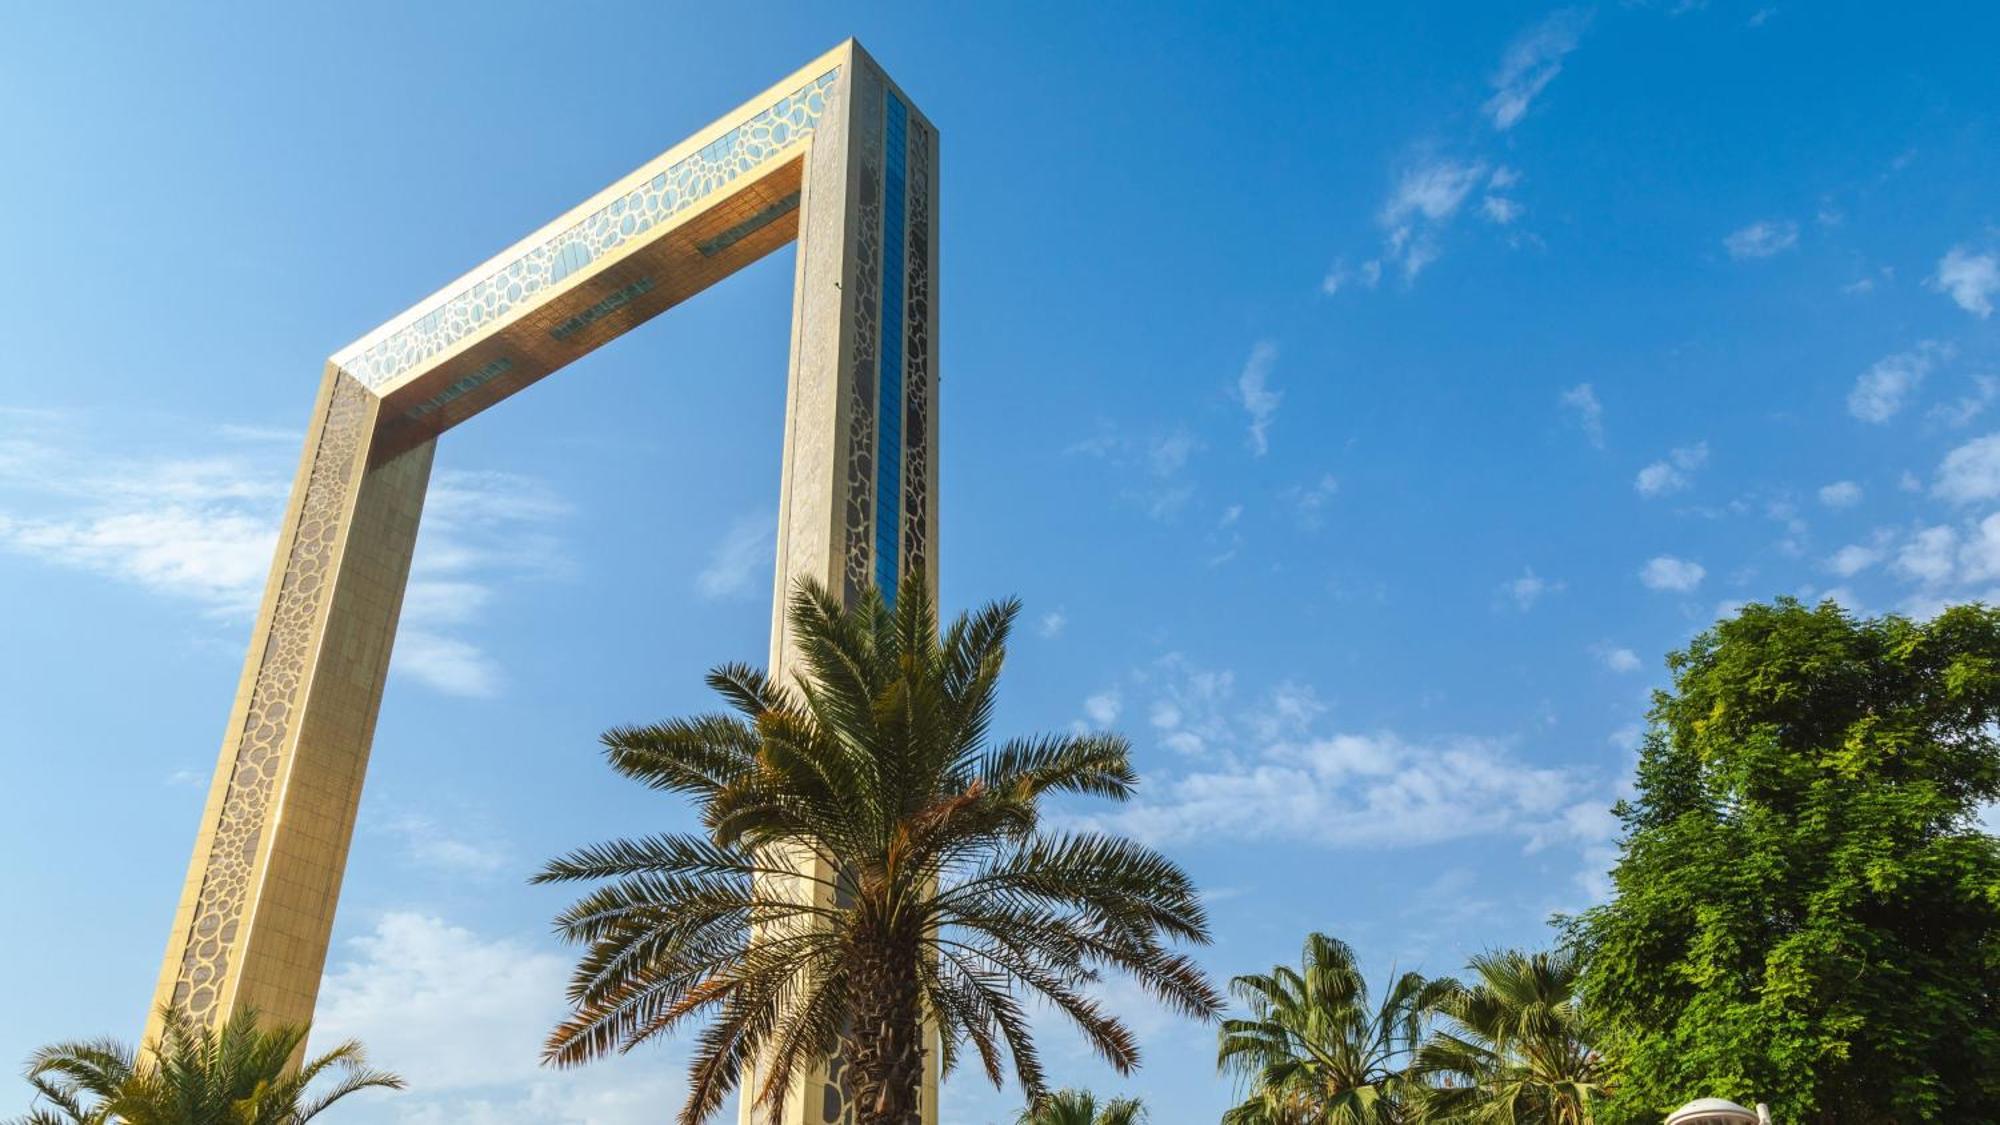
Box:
(534, 577), (1221, 1125)
(10, 1007), (401, 1125)
(1015, 1088), (1148, 1125)
(1217, 932), (1443, 1124)
(1570, 599), (2000, 1123)
(1414, 948), (1606, 1124)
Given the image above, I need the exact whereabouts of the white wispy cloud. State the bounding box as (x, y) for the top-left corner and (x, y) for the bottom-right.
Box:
(695, 511), (775, 600)
(0, 410), (567, 698)
(1070, 658), (1614, 857)
(1817, 480), (1863, 508)
(1894, 525), (1958, 585)
(1635, 442), (1708, 497)
(1067, 424), (1202, 521)
(1379, 157), (1488, 281)
(1105, 730), (1604, 851)
(1383, 159), (1489, 227)
(1933, 246), (1999, 318)
(1592, 643), (1642, 673)
(1141, 429), (1200, 519)
(215, 423), (302, 444)
(1723, 219), (1799, 260)
(391, 633), (500, 699)
(1147, 430), (1196, 477)
(394, 470), (571, 698)
(1826, 542), (1884, 578)
(423, 470), (571, 529)
(1935, 431), (2000, 504)
(1332, 18), (1577, 292)
(0, 506), (280, 615)
(1501, 567), (1564, 611)
(381, 813), (509, 878)
(1235, 341), (1281, 456)
(1082, 690), (1122, 728)
(316, 913), (688, 1124)
(1321, 257), (1382, 296)
(1104, 654), (1241, 759)
(1929, 375), (1999, 428)
(1843, 511), (2000, 618)
(1960, 515), (2000, 585)
(1559, 383), (1606, 449)
(1038, 609), (1068, 639)
(1639, 555), (1706, 592)
(1064, 656), (1624, 900)
(1483, 9), (1591, 131)
(1848, 343), (1948, 424)
(1288, 474), (1341, 530)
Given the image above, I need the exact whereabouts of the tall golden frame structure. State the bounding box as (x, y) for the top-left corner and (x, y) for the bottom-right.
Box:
(147, 40), (939, 1125)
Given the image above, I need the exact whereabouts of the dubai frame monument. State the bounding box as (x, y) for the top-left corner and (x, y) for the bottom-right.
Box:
(146, 41), (939, 1124)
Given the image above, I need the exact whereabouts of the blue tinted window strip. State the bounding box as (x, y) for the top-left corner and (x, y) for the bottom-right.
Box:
(875, 93), (909, 601)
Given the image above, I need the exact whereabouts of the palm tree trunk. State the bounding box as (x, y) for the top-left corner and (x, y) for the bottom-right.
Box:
(845, 924), (925, 1125)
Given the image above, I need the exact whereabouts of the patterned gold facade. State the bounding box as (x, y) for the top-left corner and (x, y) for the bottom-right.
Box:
(148, 41), (940, 1125)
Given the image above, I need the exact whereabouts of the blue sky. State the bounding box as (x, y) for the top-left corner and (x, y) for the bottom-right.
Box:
(3, 2), (1998, 1121)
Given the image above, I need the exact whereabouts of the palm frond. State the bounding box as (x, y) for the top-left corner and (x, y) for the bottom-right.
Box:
(538, 571), (1216, 1124)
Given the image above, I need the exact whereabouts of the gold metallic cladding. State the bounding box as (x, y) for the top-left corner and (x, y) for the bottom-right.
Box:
(367, 157), (809, 464)
(150, 40), (941, 1125)
(165, 371), (370, 1023)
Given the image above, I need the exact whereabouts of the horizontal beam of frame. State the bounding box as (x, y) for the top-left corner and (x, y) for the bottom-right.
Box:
(334, 42), (851, 456)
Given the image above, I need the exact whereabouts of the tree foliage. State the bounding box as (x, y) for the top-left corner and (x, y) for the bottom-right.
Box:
(1217, 932), (1445, 1124)
(1015, 1088), (1148, 1125)
(1570, 599), (2000, 1123)
(535, 577), (1220, 1125)
(1415, 948), (1606, 1124)
(9, 1007), (401, 1125)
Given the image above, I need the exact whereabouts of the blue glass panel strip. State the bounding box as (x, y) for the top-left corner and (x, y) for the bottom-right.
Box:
(875, 92), (909, 601)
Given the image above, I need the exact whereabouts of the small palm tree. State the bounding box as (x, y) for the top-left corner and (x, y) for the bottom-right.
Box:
(1414, 948), (1606, 1124)
(534, 577), (1222, 1125)
(1016, 1088), (1148, 1125)
(11, 1006), (402, 1125)
(1217, 933), (1444, 1125)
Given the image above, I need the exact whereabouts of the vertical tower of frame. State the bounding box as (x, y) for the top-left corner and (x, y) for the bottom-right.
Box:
(763, 45), (942, 1124)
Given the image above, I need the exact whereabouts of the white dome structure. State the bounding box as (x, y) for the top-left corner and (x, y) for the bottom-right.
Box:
(1665, 1099), (1763, 1125)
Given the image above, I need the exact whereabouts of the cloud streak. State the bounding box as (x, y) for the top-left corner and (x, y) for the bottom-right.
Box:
(1067, 659), (1617, 864)
(1849, 343), (1948, 424)
(1484, 9), (1591, 131)
(1635, 442), (1708, 498)
(1723, 219), (1799, 260)
(1935, 431), (2000, 505)
(1933, 246), (1998, 318)
(1380, 158), (1488, 282)
(1639, 555), (1706, 592)
(316, 913), (690, 1124)
(0, 411), (568, 698)
(696, 511), (776, 600)
(1234, 342), (1281, 457)
(1559, 384), (1606, 448)
(1106, 732), (1596, 849)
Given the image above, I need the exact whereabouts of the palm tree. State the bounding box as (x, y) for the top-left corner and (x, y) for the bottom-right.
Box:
(1217, 932), (1444, 1125)
(1016, 1088), (1148, 1125)
(534, 576), (1222, 1125)
(1414, 948), (1606, 1124)
(11, 1006), (402, 1125)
